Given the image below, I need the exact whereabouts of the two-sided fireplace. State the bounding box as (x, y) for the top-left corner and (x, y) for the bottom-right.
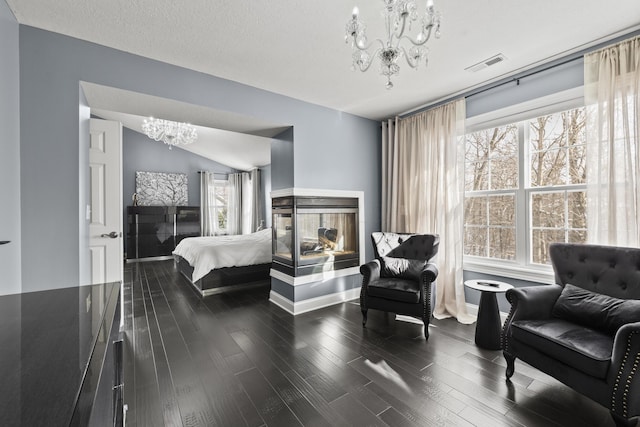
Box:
(271, 193), (361, 277)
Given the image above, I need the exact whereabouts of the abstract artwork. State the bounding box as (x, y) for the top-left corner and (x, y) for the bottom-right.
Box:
(135, 171), (188, 206)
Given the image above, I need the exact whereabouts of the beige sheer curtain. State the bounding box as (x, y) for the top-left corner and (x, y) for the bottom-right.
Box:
(382, 99), (474, 324)
(585, 36), (640, 246)
(250, 169), (265, 232)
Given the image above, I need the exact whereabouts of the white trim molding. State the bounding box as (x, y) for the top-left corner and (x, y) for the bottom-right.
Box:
(269, 288), (360, 315)
(270, 187), (363, 199)
(464, 258), (555, 284)
(270, 266), (360, 286)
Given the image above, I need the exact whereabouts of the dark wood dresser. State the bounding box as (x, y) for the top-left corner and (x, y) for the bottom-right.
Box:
(126, 206), (200, 260)
(0, 282), (122, 426)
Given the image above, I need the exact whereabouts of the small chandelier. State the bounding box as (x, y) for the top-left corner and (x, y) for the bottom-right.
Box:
(141, 118), (197, 149)
(345, 0), (442, 89)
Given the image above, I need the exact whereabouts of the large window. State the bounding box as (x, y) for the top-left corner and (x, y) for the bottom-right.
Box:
(464, 106), (587, 266)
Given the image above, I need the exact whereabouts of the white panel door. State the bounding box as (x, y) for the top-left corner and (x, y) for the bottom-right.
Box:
(89, 119), (123, 284)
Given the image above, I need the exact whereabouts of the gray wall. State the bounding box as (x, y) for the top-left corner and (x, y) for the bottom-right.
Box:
(121, 127), (238, 254)
(18, 25), (381, 292)
(466, 58), (585, 118)
(270, 127), (294, 191)
(261, 165), (272, 228)
(272, 275), (361, 302)
(0, 0), (21, 295)
(122, 127), (237, 210)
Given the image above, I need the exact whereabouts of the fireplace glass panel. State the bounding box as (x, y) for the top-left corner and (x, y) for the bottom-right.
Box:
(272, 195), (360, 276)
(297, 211), (357, 264)
(273, 210), (293, 262)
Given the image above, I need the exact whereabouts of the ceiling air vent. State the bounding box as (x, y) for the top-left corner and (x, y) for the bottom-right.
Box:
(465, 54), (507, 73)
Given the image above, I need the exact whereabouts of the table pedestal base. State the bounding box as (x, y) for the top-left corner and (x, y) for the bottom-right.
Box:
(475, 291), (502, 350)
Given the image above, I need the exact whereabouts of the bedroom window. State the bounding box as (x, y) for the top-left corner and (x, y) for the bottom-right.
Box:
(209, 180), (229, 233)
(464, 105), (587, 267)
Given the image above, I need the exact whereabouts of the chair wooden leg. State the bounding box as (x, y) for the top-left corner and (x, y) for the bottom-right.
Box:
(362, 309), (367, 327)
(504, 352), (515, 379)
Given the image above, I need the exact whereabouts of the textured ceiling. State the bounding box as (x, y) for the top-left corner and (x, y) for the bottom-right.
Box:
(8, 0), (640, 120)
(7, 1), (640, 169)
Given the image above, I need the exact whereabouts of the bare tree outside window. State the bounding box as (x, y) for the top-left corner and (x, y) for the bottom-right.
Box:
(464, 125), (518, 260)
(208, 180), (229, 232)
(464, 107), (587, 265)
(529, 108), (587, 263)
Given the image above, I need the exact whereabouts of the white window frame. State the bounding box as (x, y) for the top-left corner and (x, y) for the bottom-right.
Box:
(463, 87), (585, 284)
(209, 179), (229, 234)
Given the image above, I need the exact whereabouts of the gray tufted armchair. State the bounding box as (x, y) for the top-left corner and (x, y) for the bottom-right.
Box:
(502, 243), (640, 427)
(360, 232), (439, 339)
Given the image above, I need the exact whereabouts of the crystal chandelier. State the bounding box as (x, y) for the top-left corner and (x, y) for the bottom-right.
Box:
(141, 118), (197, 149)
(345, 0), (442, 89)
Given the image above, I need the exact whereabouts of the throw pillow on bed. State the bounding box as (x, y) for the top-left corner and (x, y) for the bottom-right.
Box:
(380, 257), (427, 281)
(552, 283), (640, 335)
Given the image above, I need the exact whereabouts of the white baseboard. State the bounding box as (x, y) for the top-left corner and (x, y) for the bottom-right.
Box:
(269, 287), (360, 315)
(270, 267), (361, 286)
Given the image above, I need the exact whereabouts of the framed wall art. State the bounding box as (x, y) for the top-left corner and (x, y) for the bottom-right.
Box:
(135, 171), (188, 206)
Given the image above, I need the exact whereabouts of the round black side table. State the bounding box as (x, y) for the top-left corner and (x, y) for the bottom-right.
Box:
(464, 279), (513, 350)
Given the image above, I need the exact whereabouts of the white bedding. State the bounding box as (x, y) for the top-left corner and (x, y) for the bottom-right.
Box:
(173, 228), (272, 283)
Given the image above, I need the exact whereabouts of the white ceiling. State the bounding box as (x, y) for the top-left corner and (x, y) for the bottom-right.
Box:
(8, 0), (640, 121)
(82, 82), (286, 170)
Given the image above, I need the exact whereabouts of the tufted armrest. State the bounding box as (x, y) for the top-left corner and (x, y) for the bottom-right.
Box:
(502, 284), (562, 354)
(360, 260), (381, 286)
(505, 284), (562, 321)
(420, 263), (438, 284)
(501, 285), (562, 352)
(609, 321), (640, 420)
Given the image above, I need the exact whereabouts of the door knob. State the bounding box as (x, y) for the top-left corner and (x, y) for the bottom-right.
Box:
(0, 241), (10, 245)
(100, 231), (120, 239)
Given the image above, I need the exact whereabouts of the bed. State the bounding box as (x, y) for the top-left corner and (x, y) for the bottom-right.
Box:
(172, 228), (272, 296)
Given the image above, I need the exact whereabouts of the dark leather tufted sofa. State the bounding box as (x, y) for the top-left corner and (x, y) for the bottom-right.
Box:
(502, 243), (640, 426)
(360, 232), (439, 339)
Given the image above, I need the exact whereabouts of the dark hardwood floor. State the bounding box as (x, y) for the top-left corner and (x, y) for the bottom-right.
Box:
(122, 260), (623, 427)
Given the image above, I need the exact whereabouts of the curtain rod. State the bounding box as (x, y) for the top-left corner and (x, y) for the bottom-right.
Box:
(398, 54), (583, 119)
(398, 27), (640, 120)
(197, 171), (230, 176)
(465, 55), (582, 100)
